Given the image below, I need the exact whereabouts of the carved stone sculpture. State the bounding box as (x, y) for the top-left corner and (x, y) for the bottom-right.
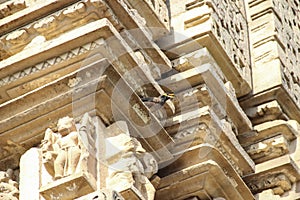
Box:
(0, 169), (19, 200)
(105, 123), (158, 200)
(40, 116), (86, 179)
(39, 114), (97, 200)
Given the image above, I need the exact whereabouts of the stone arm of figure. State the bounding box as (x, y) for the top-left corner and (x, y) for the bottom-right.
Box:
(41, 129), (61, 162)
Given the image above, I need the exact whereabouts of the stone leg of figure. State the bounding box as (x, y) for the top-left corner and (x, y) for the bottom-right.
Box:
(54, 149), (67, 179)
(66, 146), (81, 176)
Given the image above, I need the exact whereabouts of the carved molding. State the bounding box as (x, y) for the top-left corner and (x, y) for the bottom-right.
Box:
(0, 38), (104, 87)
(0, 0), (121, 61)
(245, 100), (288, 125)
(247, 173), (292, 195)
(245, 135), (289, 164)
(0, 0), (27, 19)
(157, 147), (254, 200)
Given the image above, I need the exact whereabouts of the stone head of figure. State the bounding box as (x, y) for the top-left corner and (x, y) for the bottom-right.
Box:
(57, 116), (77, 136)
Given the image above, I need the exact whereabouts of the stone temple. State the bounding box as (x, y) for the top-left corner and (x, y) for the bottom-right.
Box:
(1, 0), (300, 199)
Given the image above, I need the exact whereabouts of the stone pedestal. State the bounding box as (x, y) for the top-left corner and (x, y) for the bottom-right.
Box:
(40, 172), (95, 200)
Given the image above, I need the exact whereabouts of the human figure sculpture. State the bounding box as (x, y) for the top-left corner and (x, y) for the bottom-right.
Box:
(41, 116), (83, 180)
(106, 132), (158, 200)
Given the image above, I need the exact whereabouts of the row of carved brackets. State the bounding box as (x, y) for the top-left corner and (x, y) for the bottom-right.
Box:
(0, 0), (79, 35)
(150, 48), (255, 199)
(159, 49), (252, 134)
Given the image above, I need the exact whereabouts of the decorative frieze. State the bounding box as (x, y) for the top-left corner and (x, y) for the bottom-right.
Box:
(244, 155), (300, 196)
(0, 38), (103, 88)
(0, 0), (26, 19)
(0, 0), (121, 61)
(210, 0), (250, 79)
(247, 173), (292, 196)
(245, 135), (289, 164)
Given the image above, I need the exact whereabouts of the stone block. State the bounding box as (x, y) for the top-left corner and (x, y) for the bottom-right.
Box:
(238, 120), (299, 147)
(126, 0), (170, 39)
(156, 145), (254, 200)
(244, 100), (288, 125)
(164, 106), (254, 176)
(75, 190), (124, 200)
(245, 135), (289, 164)
(105, 0), (172, 74)
(19, 148), (40, 200)
(39, 172), (96, 200)
(244, 155), (300, 195)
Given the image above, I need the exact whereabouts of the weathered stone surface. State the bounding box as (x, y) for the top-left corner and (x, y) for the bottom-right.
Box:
(40, 172), (96, 200)
(0, 3), (171, 103)
(158, 0), (251, 97)
(20, 115), (158, 200)
(0, 59), (174, 169)
(19, 148), (40, 200)
(156, 145), (254, 200)
(245, 135), (289, 164)
(3, 0), (300, 199)
(0, 0), (122, 61)
(244, 155), (300, 196)
(244, 100), (288, 126)
(105, 0), (172, 74)
(75, 190), (124, 200)
(242, 0), (300, 125)
(0, 0), (79, 35)
(0, 169), (19, 200)
(238, 120), (299, 147)
(126, 0), (170, 39)
(159, 62), (252, 133)
(164, 106), (254, 176)
(105, 129), (157, 200)
(255, 184), (300, 200)
(240, 87), (300, 125)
